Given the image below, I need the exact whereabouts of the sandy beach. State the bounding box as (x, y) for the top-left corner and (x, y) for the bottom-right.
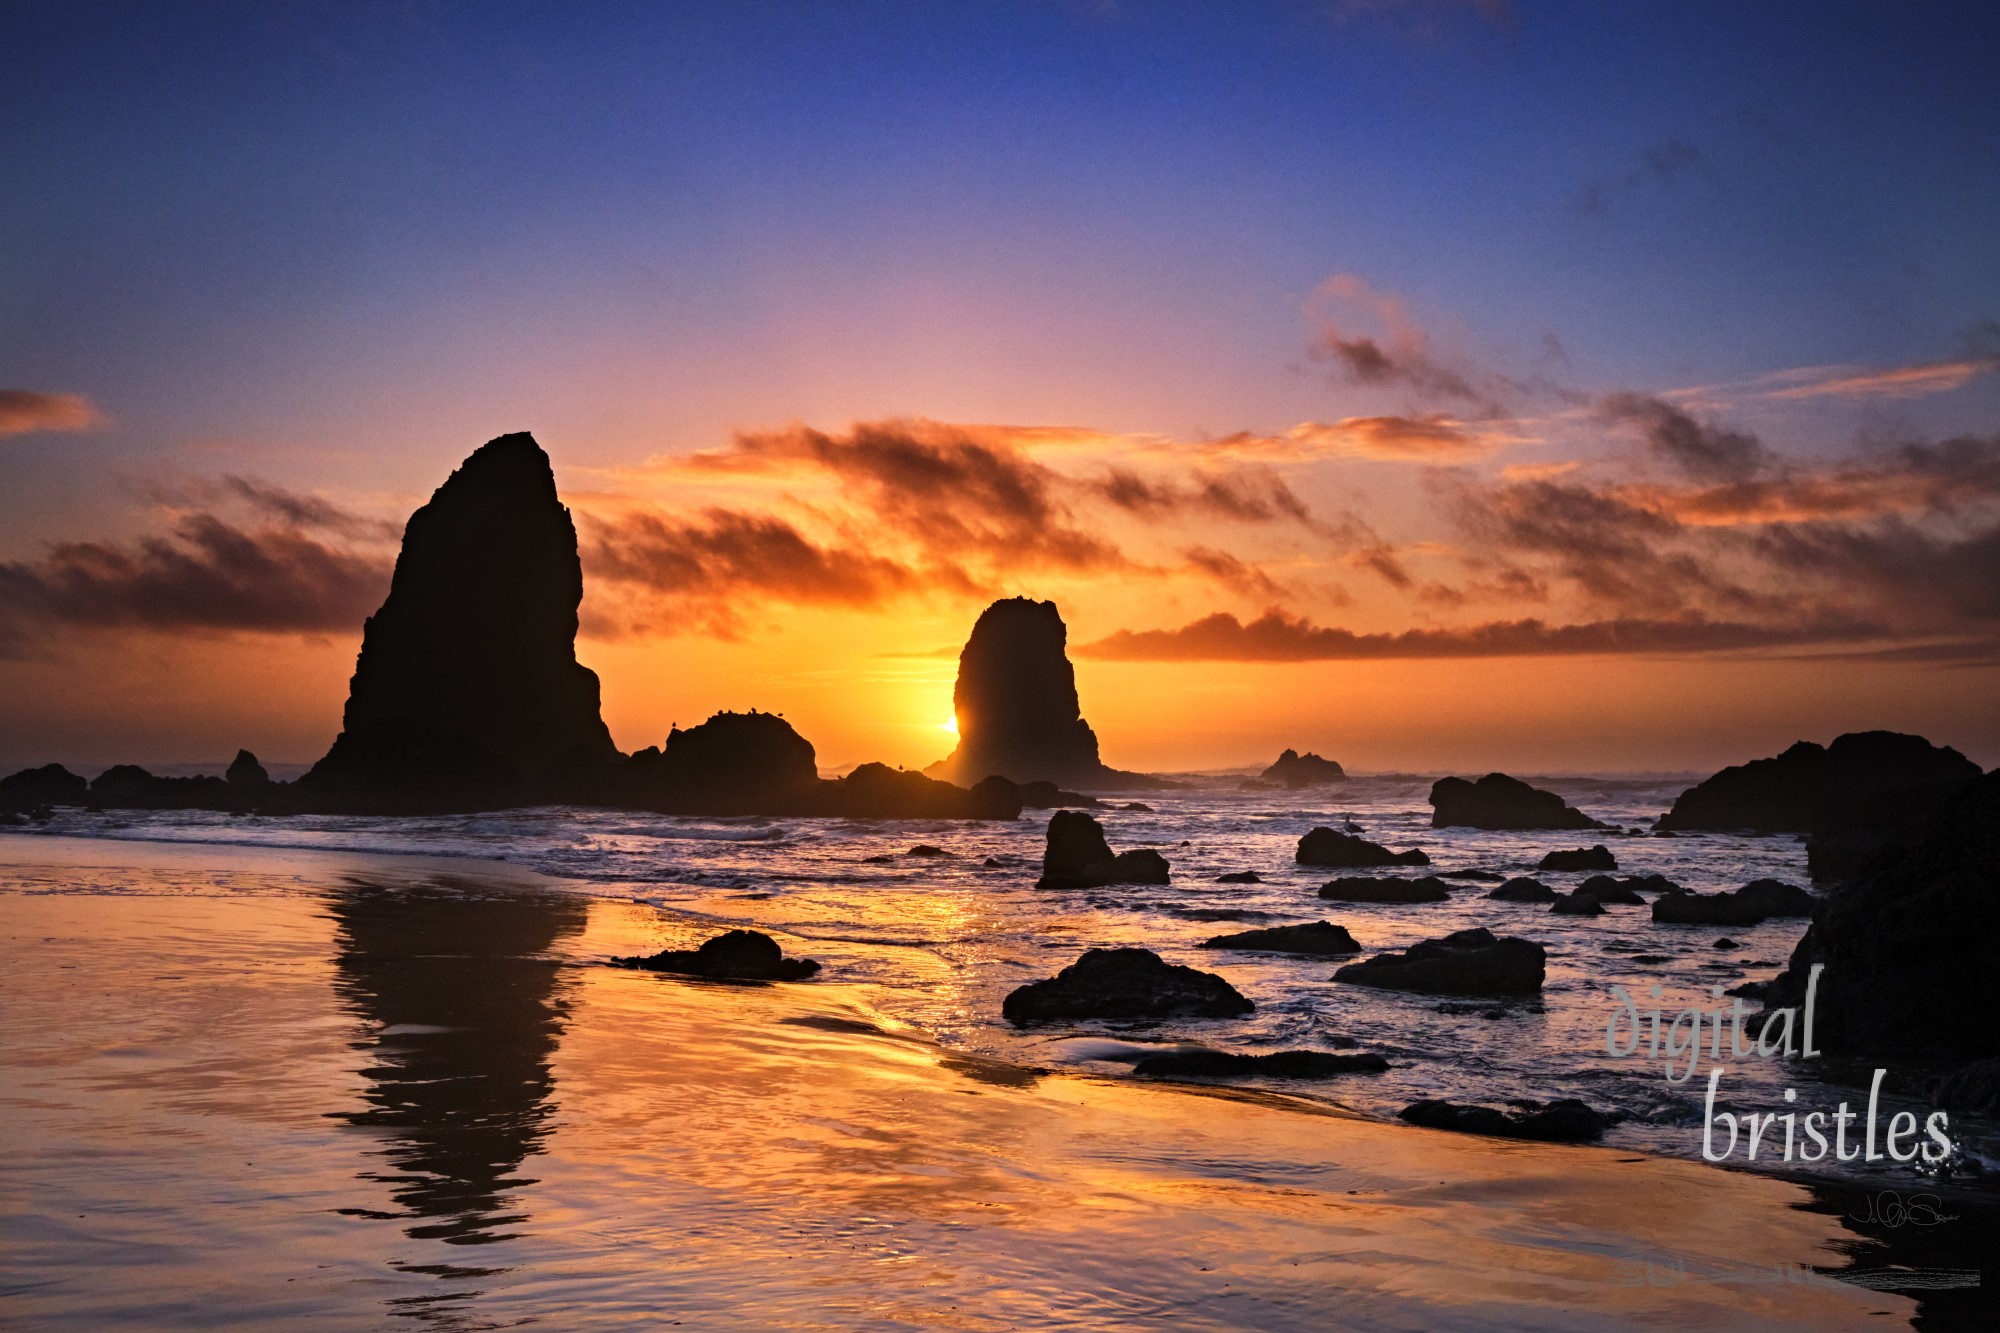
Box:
(1, 833), (1959, 1330)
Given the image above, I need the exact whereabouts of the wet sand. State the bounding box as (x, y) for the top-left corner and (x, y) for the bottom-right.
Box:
(0, 835), (1944, 1328)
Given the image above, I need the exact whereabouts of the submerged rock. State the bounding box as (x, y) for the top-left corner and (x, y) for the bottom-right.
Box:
(1487, 877), (1557, 902)
(1538, 845), (1617, 873)
(1132, 1048), (1386, 1079)
(1334, 927), (1545, 997)
(1318, 876), (1450, 904)
(1002, 948), (1254, 1023)
(928, 597), (1158, 790)
(1259, 749), (1348, 787)
(1656, 730), (1977, 834)
(611, 929), (820, 981)
(1199, 921), (1360, 955)
(1429, 773), (1606, 831)
(300, 432), (618, 813)
(1035, 810), (1170, 888)
(1399, 1098), (1610, 1143)
(1296, 827), (1430, 868)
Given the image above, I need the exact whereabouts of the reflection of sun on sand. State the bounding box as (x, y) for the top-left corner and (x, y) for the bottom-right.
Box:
(0, 835), (1915, 1329)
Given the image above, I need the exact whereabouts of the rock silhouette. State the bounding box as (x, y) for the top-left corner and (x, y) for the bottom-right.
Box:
(1429, 773), (1605, 831)
(1199, 921), (1360, 955)
(928, 597), (1157, 790)
(1259, 749), (1347, 787)
(1655, 730), (1976, 835)
(300, 433), (616, 812)
(1035, 810), (1169, 888)
(1764, 769), (1999, 1060)
(1296, 827), (1430, 868)
(1002, 947), (1253, 1023)
(1334, 927), (1545, 997)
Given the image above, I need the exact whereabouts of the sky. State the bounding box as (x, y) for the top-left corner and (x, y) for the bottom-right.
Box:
(3, 0), (1999, 775)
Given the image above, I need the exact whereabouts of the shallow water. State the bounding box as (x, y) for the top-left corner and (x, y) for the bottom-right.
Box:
(5, 836), (1986, 1329)
(9, 775), (1992, 1186)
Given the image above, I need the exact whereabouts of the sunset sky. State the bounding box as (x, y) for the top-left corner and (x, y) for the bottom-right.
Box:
(4, 1), (1998, 775)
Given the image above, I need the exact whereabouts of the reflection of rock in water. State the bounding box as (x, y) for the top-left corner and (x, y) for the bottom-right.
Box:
(328, 878), (586, 1251)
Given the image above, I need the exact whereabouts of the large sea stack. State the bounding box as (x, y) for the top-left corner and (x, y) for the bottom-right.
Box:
(929, 597), (1156, 790)
(298, 432), (617, 812)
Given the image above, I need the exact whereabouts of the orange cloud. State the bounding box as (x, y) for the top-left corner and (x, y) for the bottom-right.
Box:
(0, 390), (103, 436)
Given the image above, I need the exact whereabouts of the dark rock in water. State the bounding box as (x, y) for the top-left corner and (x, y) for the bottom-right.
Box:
(1538, 845), (1617, 873)
(619, 710), (819, 814)
(0, 763), (89, 809)
(1439, 869), (1506, 882)
(1015, 780), (1102, 809)
(1318, 876), (1450, 904)
(1334, 927), (1545, 996)
(1035, 810), (1170, 888)
(1488, 877), (1557, 903)
(906, 844), (950, 857)
(1573, 875), (1651, 905)
(1214, 870), (1263, 884)
(611, 929), (820, 981)
(1656, 730), (1978, 834)
(1296, 827), (1429, 868)
(1735, 878), (1814, 918)
(1762, 769), (2000, 1060)
(1002, 948), (1253, 1023)
(928, 597), (1159, 790)
(1259, 748), (1347, 787)
(299, 433), (618, 812)
(1133, 1048), (1386, 1079)
(1550, 892), (1606, 916)
(1399, 1098), (1609, 1142)
(1200, 921), (1360, 955)
(1933, 1057), (2000, 1115)
(224, 749), (269, 787)
(1429, 773), (1606, 831)
(1650, 888), (1768, 926)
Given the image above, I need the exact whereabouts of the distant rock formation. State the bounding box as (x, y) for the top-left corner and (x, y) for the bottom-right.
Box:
(299, 432), (617, 813)
(1259, 749), (1347, 787)
(1764, 769), (1999, 1061)
(928, 597), (1159, 791)
(1035, 810), (1170, 888)
(1429, 773), (1606, 831)
(1002, 947), (1253, 1023)
(1296, 827), (1429, 868)
(1655, 731), (1977, 838)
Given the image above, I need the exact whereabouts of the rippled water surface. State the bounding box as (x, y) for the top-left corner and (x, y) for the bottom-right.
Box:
(2, 779), (1993, 1327)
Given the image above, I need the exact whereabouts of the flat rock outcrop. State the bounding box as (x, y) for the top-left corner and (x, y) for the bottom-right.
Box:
(1199, 921), (1360, 955)
(1762, 769), (2000, 1060)
(1259, 749), (1347, 787)
(1318, 875), (1450, 903)
(1002, 948), (1254, 1023)
(1333, 927), (1545, 997)
(299, 433), (617, 812)
(928, 598), (1158, 790)
(1035, 810), (1169, 888)
(1296, 827), (1429, 868)
(1656, 730), (1977, 834)
(610, 929), (819, 981)
(1429, 773), (1605, 831)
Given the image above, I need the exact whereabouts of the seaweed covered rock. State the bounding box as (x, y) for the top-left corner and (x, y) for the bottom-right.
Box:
(1002, 948), (1253, 1023)
(1259, 749), (1347, 787)
(611, 929), (820, 981)
(1296, 827), (1429, 868)
(1318, 876), (1450, 904)
(1429, 773), (1605, 831)
(1199, 921), (1360, 955)
(1333, 927), (1545, 997)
